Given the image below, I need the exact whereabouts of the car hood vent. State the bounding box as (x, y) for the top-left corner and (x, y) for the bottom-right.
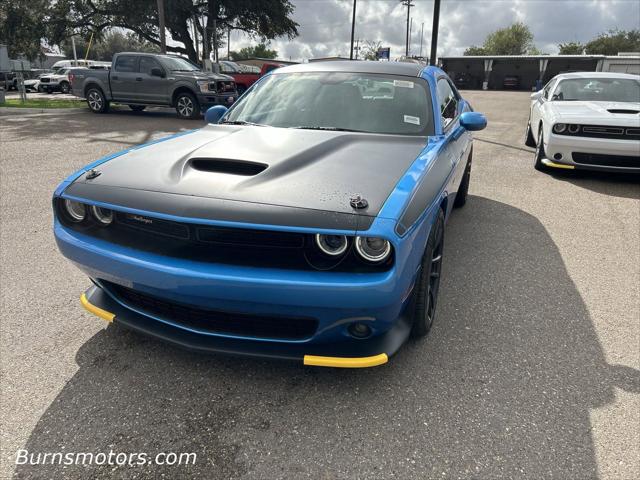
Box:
(190, 158), (267, 176)
(607, 109), (640, 115)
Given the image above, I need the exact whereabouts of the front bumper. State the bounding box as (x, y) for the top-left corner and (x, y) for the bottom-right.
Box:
(56, 221), (417, 367)
(82, 284), (411, 367)
(196, 92), (237, 110)
(545, 133), (640, 172)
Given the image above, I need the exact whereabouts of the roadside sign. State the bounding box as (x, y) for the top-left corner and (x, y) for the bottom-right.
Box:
(377, 48), (391, 61)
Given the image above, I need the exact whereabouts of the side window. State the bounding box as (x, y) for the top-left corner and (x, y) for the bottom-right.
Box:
(139, 57), (161, 75)
(114, 56), (138, 73)
(543, 80), (554, 100)
(436, 78), (459, 128)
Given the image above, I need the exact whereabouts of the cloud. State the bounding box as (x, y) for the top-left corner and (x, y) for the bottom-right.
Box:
(225, 0), (640, 61)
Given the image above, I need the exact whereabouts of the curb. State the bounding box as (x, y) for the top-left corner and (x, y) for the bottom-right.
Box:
(0, 106), (88, 116)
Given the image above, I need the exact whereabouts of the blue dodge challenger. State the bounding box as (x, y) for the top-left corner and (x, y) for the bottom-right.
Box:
(53, 61), (486, 368)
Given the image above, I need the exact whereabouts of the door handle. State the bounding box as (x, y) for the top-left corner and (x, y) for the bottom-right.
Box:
(135, 77), (143, 81)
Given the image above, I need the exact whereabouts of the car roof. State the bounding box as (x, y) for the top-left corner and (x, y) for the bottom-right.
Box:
(552, 71), (640, 81)
(275, 60), (426, 77)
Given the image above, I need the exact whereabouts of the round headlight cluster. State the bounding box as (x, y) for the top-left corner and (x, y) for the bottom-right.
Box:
(315, 234), (348, 256)
(62, 200), (113, 225)
(63, 199), (86, 222)
(355, 236), (391, 263)
(91, 205), (113, 225)
(552, 123), (566, 134)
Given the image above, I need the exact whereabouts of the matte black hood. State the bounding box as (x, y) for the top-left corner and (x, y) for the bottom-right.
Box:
(65, 125), (426, 230)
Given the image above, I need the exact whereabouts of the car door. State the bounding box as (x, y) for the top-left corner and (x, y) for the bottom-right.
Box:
(110, 55), (139, 101)
(436, 77), (466, 201)
(137, 56), (169, 104)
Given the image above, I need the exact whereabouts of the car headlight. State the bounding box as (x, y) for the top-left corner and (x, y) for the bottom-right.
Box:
(91, 205), (113, 225)
(553, 123), (567, 134)
(315, 234), (348, 256)
(568, 124), (580, 134)
(197, 80), (215, 93)
(63, 199), (86, 222)
(355, 236), (391, 263)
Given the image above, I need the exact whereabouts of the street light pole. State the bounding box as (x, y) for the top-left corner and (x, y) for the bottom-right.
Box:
(350, 0), (357, 60)
(157, 0), (166, 54)
(419, 22), (424, 58)
(401, 0), (414, 57)
(429, 0), (441, 66)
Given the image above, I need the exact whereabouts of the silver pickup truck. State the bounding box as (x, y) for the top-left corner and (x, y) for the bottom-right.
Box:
(69, 52), (237, 119)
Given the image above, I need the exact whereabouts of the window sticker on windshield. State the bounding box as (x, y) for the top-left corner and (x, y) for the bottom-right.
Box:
(394, 80), (414, 88)
(404, 115), (420, 125)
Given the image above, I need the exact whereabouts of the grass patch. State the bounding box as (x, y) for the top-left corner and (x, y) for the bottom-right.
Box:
(2, 98), (84, 109)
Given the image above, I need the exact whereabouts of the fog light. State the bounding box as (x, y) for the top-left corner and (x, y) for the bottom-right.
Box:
(348, 322), (372, 339)
(553, 153), (563, 160)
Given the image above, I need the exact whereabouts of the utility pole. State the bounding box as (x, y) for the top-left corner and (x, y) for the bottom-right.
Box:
(429, 0), (441, 66)
(349, 0), (357, 60)
(157, 0), (166, 54)
(419, 22), (424, 58)
(71, 36), (78, 63)
(409, 17), (413, 57)
(354, 38), (360, 60)
(401, 0), (414, 57)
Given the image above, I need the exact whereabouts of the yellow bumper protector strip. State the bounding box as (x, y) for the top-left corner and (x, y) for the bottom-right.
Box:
(80, 293), (115, 323)
(303, 353), (388, 368)
(542, 159), (575, 169)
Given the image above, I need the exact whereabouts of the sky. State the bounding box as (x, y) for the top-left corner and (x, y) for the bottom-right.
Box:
(225, 0), (640, 61)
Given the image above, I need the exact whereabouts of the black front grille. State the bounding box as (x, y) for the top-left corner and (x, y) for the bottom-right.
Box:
(559, 124), (640, 140)
(216, 81), (236, 93)
(106, 282), (318, 340)
(572, 152), (640, 168)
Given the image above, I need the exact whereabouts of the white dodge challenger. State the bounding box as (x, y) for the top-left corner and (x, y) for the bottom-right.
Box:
(525, 72), (640, 172)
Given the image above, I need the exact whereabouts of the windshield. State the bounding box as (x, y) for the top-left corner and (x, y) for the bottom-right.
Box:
(224, 72), (434, 136)
(552, 78), (640, 102)
(161, 56), (200, 72)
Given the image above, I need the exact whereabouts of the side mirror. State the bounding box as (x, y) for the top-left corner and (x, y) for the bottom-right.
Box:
(530, 90), (543, 100)
(151, 67), (165, 78)
(205, 105), (228, 124)
(459, 112), (487, 132)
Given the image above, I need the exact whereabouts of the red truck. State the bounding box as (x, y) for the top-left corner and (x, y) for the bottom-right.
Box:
(215, 61), (284, 94)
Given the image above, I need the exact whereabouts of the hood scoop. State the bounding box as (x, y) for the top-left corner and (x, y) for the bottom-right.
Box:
(190, 158), (267, 176)
(607, 109), (640, 115)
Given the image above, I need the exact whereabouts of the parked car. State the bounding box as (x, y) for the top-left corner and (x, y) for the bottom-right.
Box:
(53, 61), (486, 367)
(0, 71), (16, 91)
(503, 75), (520, 89)
(38, 69), (73, 93)
(526, 72), (640, 172)
(215, 60), (284, 94)
(69, 52), (237, 119)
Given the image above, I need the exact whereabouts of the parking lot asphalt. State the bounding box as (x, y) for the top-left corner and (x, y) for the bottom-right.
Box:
(1, 92), (639, 479)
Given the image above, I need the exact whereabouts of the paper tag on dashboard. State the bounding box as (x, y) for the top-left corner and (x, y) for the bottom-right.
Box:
(394, 80), (414, 88)
(404, 115), (420, 125)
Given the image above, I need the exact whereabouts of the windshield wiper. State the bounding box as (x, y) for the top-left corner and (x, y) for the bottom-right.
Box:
(292, 126), (362, 132)
(219, 120), (264, 126)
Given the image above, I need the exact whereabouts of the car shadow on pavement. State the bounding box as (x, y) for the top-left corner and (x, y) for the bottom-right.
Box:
(545, 169), (640, 200)
(13, 196), (640, 479)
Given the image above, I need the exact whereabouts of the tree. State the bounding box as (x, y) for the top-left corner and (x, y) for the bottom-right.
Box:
(463, 46), (486, 56)
(229, 43), (277, 61)
(558, 41), (584, 55)
(585, 29), (640, 55)
(464, 22), (537, 56)
(361, 40), (382, 61)
(61, 31), (159, 61)
(47, 0), (298, 63)
(0, 0), (49, 60)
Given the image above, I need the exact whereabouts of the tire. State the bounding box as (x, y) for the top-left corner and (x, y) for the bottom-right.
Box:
(175, 92), (200, 119)
(453, 154), (471, 208)
(128, 105), (146, 112)
(86, 87), (109, 114)
(411, 208), (445, 338)
(534, 125), (546, 171)
(60, 82), (70, 94)
(524, 120), (536, 147)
